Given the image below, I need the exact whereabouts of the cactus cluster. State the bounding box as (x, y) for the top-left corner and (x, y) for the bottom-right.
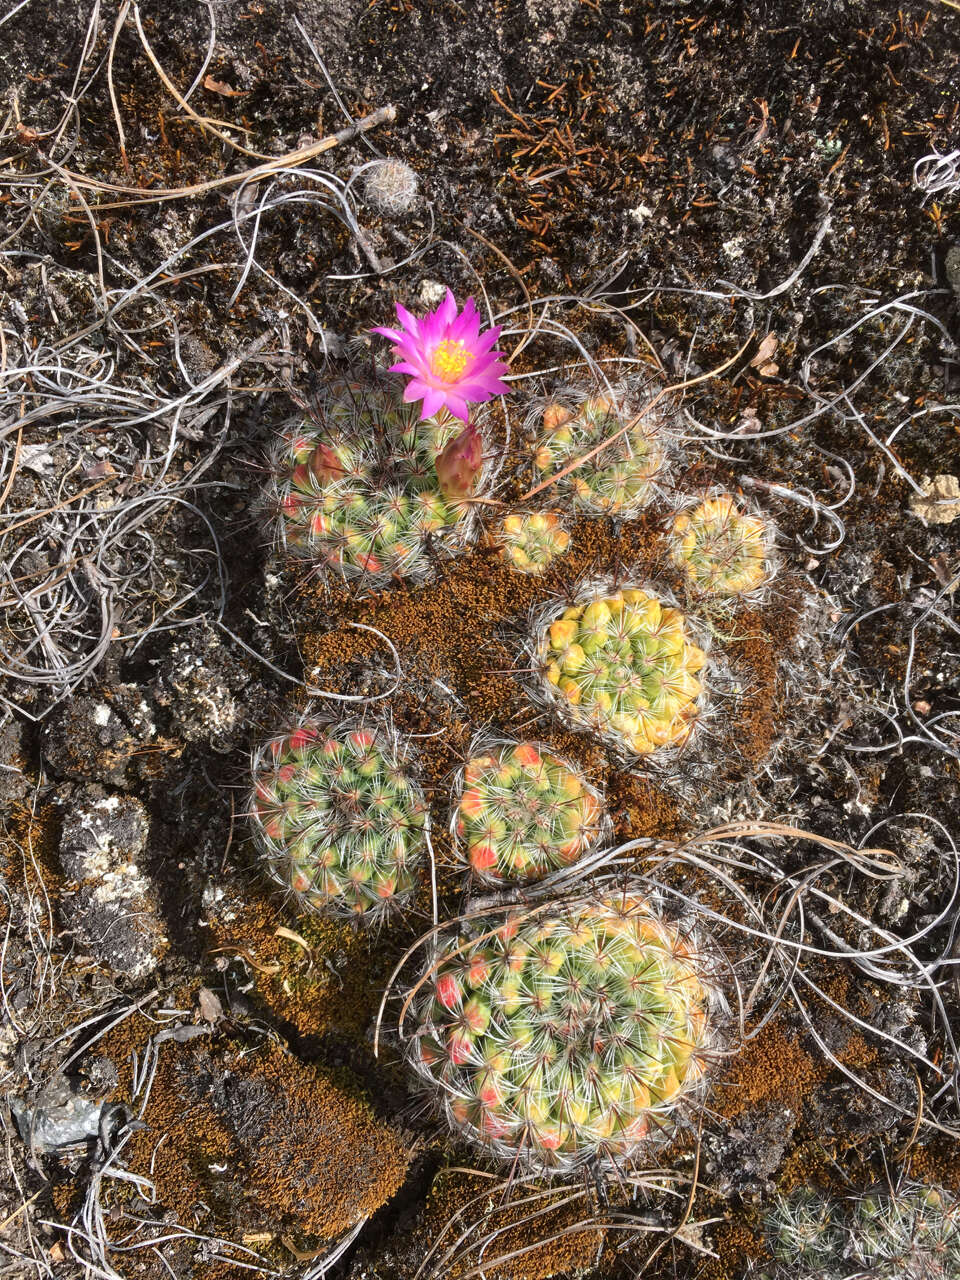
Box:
(531, 386), (671, 518)
(451, 740), (606, 884)
(496, 511), (571, 574)
(273, 378), (481, 588)
(250, 720), (428, 921)
(409, 893), (720, 1173)
(763, 1183), (960, 1280)
(536, 586), (707, 757)
(671, 492), (773, 597)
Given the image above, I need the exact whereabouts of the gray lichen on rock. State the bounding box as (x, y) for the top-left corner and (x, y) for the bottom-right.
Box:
(58, 787), (167, 979)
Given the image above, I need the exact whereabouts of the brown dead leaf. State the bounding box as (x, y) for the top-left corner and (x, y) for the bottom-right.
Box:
(203, 74), (248, 98)
(930, 553), (959, 593)
(197, 986), (224, 1024)
(750, 333), (779, 377)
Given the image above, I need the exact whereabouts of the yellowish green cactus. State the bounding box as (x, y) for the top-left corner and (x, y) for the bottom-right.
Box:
(250, 720), (427, 922)
(535, 586), (707, 756)
(408, 893), (722, 1173)
(272, 379), (480, 588)
(497, 511), (570, 574)
(452, 740), (606, 883)
(671, 493), (772, 596)
(531, 387), (670, 517)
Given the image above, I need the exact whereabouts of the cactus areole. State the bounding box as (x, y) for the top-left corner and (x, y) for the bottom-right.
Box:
(408, 894), (723, 1173)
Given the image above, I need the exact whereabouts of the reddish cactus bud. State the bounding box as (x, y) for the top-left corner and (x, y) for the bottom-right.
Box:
(434, 420), (483, 500)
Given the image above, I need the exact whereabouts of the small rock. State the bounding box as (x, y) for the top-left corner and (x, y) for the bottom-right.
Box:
(909, 473), (960, 525)
(152, 624), (247, 753)
(43, 683), (159, 788)
(58, 787), (166, 980)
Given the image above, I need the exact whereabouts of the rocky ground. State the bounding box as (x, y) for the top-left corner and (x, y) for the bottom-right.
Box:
(0, 1), (958, 1278)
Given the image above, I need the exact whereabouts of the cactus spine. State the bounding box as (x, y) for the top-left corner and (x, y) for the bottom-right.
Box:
(851, 1184), (960, 1278)
(452, 740), (607, 884)
(535, 585), (707, 757)
(764, 1190), (844, 1269)
(250, 720), (427, 921)
(671, 492), (773, 596)
(531, 383), (672, 518)
(271, 378), (481, 588)
(409, 893), (722, 1174)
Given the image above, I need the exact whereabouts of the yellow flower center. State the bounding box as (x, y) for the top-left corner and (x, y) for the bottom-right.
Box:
(430, 338), (470, 382)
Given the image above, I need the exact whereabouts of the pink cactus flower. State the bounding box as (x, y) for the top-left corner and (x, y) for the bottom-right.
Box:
(371, 288), (509, 422)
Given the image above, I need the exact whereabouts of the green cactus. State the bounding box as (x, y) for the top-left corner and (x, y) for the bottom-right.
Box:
(250, 720), (427, 921)
(671, 492), (773, 597)
(408, 893), (722, 1173)
(452, 740), (607, 884)
(535, 586), (708, 758)
(496, 511), (571, 575)
(850, 1183), (960, 1278)
(271, 378), (481, 588)
(531, 384), (671, 518)
(764, 1190), (844, 1270)
(762, 1182), (960, 1280)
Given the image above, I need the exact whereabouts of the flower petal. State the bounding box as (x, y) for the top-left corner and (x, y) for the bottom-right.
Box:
(437, 287), (458, 327)
(419, 387), (446, 419)
(394, 302), (421, 338)
(443, 393), (470, 422)
(371, 325), (403, 344)
(402, 378), (430, 404)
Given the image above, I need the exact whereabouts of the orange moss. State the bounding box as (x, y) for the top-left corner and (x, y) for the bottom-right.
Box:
(713, 1023), (819, 1119)
(697, 1215), (767, 1280)
(0, 799), (62, 901)
(123, 1038), (410, 1246)
(906, 1139), (960, 1195)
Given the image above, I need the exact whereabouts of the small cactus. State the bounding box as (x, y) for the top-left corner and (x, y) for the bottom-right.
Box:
(764, 1190), (844, 1270)
(408, 893), (723, 1173)
(270, 378), (481, 588)
(496, 511), (570, 575)
(250, 719), (427, 922)
(535, 585), (708, 757)
(451, 740), (607, 884)
(361, 158), (419, 215)
(850, 1183), (960, 1278)
(530, 383), (672, 518)
(762, 1182), (960, 1280)
(671, 492), (773, 597)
